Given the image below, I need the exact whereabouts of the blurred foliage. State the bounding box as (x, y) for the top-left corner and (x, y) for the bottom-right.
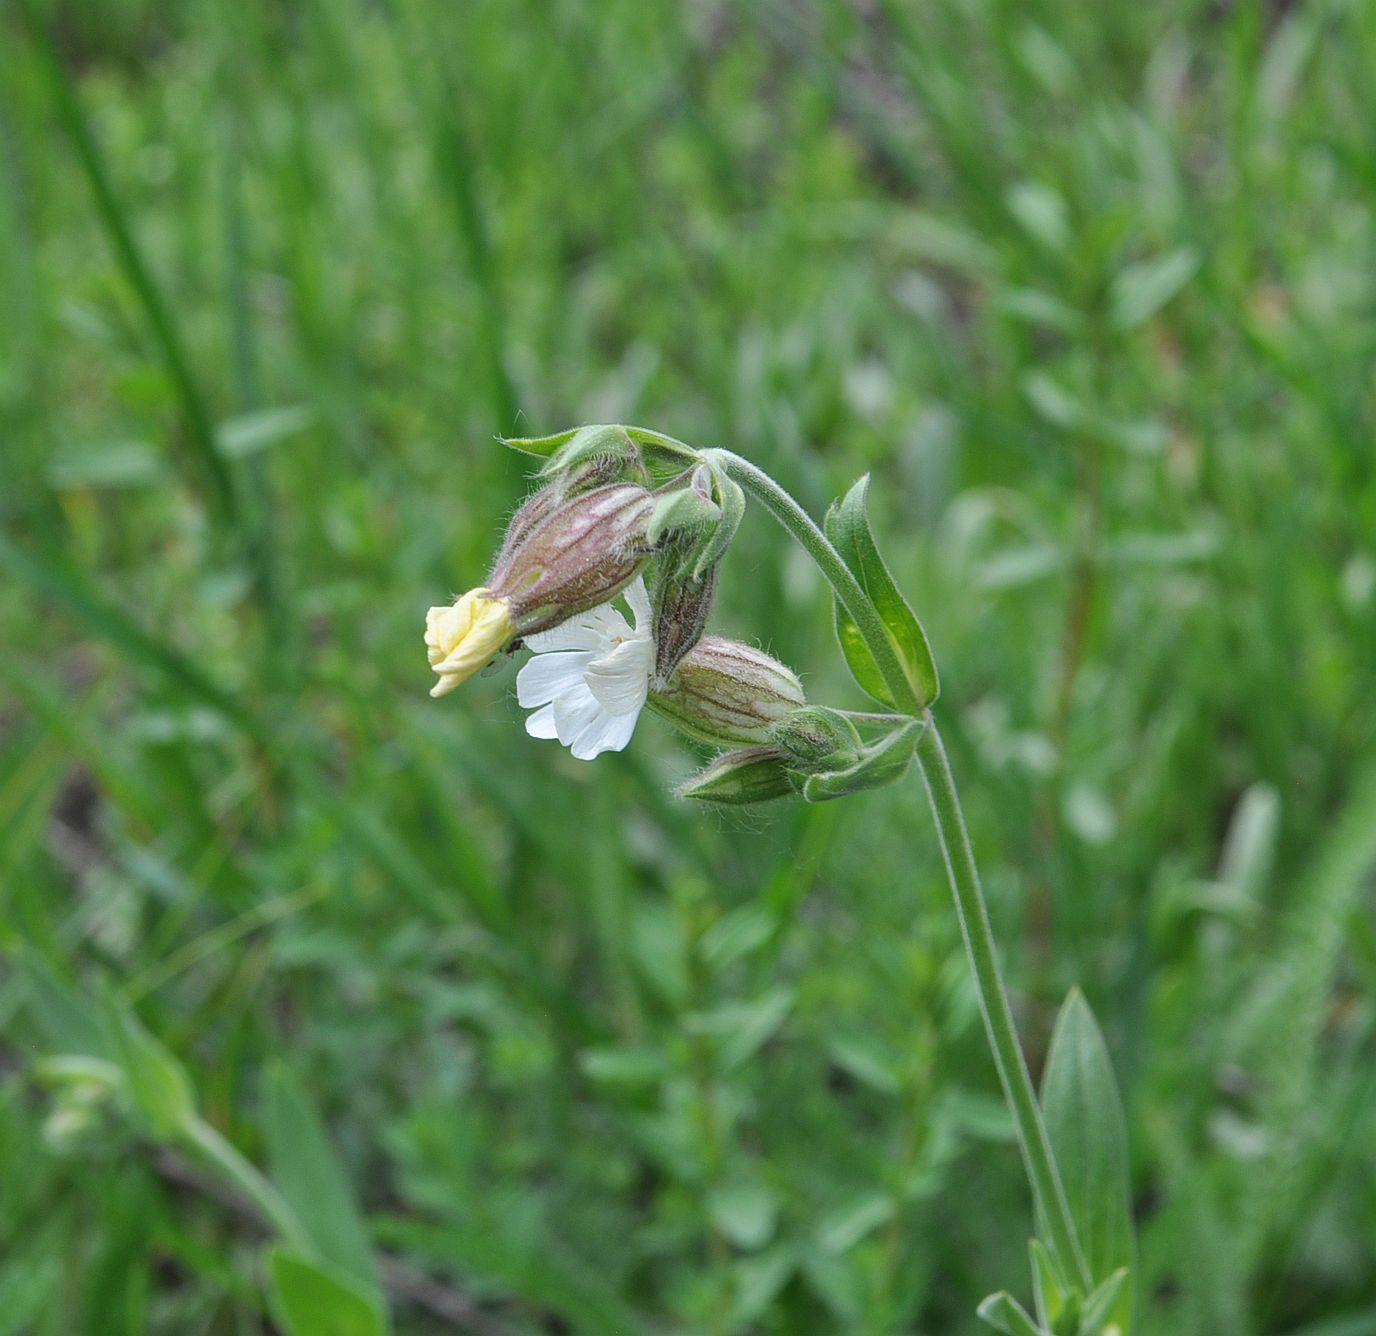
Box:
(2, 0), (1375, 1331)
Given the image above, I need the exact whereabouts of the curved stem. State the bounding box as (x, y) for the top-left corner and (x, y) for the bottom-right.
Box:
(709, 450), (922, 715)
(718, 449), (1090, 1287)
(184, 1117), (313, 1254)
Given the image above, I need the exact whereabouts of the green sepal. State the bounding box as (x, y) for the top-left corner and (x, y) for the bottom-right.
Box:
(690, 467), (745, 578)
(800, 717), (924, 802)
(824, 474), (939, 709)
(1039, 990), (1135, 1331)
(624, 424), (702, 473)
(537, 424), (638, 479)
(647, 471), (722, 546)
(977, 1291), (1049, 1336)
(500, 427), (580, 458)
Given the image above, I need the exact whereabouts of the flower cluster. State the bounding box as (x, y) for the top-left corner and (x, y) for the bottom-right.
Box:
(425, 425), (925, 802)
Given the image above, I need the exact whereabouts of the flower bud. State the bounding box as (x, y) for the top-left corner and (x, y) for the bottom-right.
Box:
(426, 588), (513, 697)
(648, 636), (805, 747)
(426, 482), (658, 698)
(677, 746), (799, 805)
(490, 482), (657, 636)
(651, 567), (716, 685)
(771, 706), (862, 771)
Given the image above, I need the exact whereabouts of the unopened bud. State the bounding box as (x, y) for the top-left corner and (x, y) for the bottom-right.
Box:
(677, 747), (799, 805)
(490, 482), (657, 635)
(652, 567), (716, 684)
(771, 706), (862, 771)
(427, 482), (659, 697)
(648, 637), (805, 746)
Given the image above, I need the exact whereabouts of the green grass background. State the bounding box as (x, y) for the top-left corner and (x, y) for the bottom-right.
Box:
(3, 0), (1375, 1331)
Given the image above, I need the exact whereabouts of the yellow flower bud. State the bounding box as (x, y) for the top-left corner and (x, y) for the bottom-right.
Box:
(425, 588), (513, 697)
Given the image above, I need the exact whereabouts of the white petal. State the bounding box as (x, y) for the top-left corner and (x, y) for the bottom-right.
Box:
(585, 636), (654, 715)
(623, 575), (652, 629)
(524, 703), (559, 740)
(516, 651), (593, 707)
(551, 682), (604, 747)
(570, 705), (639, 760)
(525, 604), (628, 653)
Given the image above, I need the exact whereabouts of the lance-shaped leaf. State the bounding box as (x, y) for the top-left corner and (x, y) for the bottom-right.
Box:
(824, 475), (939, 710)
(266, 1063), (381, 1303)
(265, 1249), (385, 1336)
(1039, 990), (1135, 1332)
(800, 717), (924, 802)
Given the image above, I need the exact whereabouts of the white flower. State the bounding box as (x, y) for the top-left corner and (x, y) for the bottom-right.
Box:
(515, 576), (655, 760)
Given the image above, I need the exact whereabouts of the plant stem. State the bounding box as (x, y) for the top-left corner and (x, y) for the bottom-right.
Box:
(184, 1117), (313, 1255)
(914, 721), (1090, 1288)
(717, 449), (1090, 1287)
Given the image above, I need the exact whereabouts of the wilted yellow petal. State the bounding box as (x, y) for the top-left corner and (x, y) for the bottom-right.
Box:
(425, 589), (512, 696)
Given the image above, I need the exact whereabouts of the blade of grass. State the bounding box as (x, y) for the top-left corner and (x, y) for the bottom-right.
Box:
(21, 0), (240, 532)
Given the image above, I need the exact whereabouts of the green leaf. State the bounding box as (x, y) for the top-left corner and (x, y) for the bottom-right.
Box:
(1040, 990), (1135, 1328)
(106, 997), (196, 1139)
(978, 1291), (1049, 1336)
(801, 718), (924, 802)
(1080, 1268), (1131, 1335)
(707, 1179), (779, 1251)
(266, 1063), (381, 1301)
(1109, 246), (1201, 330)
(1029, 1238), (1069, 1332)
(824, 475), (938, 709)
(265, 1249), (385, 1336)
(217, 405), (314, 459)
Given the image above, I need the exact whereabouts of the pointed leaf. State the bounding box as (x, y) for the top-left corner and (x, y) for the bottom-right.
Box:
(1080, 1268), (1130, 1335)
(1040, 990), (1134, 1329)
(824, 475), (938, 709)
(265, 1249), (384, 1336)
(1029, 1238), (1068, 1331)
(1109, 247), (1201, 330)
(266, 1064), (380, 1301)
